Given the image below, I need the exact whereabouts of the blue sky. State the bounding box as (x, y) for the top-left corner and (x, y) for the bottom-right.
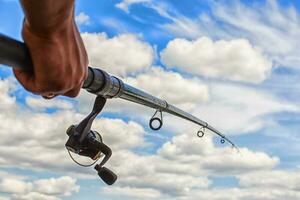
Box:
(1, 0), (300, 199)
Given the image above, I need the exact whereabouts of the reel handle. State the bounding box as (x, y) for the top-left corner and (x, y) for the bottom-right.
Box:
(95, 165), (117, 185)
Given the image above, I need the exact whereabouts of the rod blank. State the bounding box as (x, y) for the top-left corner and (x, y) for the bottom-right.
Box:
(0, 33), (236, 148)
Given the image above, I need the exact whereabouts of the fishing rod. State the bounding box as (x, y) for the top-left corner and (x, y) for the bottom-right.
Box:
(0, 33), (237, 185)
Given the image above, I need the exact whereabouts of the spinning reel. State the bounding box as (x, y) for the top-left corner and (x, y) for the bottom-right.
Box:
(65, 96), (117, 185)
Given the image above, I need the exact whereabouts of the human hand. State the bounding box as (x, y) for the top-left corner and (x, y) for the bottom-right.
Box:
(13, 19), (88, 98)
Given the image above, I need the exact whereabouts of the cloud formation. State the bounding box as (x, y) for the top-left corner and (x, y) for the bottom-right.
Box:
(2, 1), (300, 198)
(210, 0), (300, 69)
(157, 0), (300, 69)
(0, 78), (148, 176)
(116, 0), (151, 13)
(0, 76), (290, 199)
(81, 32), (155, 76)
(125, 67), (209, 110)
(0, 171), (79, 200)
(193, 83), (299, 134)
(102, 133), (279, 199)
(75, 12), (90, 25)
(161, 37), (272, 83)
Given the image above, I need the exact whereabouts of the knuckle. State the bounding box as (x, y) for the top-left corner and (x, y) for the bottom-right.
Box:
(79, 73), (86, 85)
(73, 70), (86, 86)
(65, 89), (80, 98)
(83, 67), (88, 80)
(36, 80), (67, 93)
(74, 76), (82, 86)
(34, 85), (50, 94)
(52, 81), (68, 92)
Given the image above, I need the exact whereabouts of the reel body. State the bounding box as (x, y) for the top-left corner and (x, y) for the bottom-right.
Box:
(66, 126), (102, 160)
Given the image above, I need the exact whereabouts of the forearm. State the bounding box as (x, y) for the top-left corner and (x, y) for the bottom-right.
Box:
(20, 0), (75, 36)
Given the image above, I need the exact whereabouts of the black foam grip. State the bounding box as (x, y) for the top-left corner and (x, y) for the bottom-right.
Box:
(0, 34), (33, 71)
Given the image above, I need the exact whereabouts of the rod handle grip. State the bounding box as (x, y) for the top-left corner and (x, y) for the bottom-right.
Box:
(0, 33), (33, 72)
(0, 33), (99, 90)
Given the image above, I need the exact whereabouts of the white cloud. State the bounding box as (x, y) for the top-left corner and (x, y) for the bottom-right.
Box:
(0, 78), (148, 177)
(106, 150), (212, 197)
(0, 109), (147, 174)
(0, 170), (27, 180)
(0, 170), (79, 200)
(162, 15), (205, 40)
(81, 32), (155, 76)
(75, 12), (90, 25)
(175, 170), (300, 200)
(26, 96), (73, 111)
(0, 179), (32, 194)
(103, 133), (278, 199)
(0, 78), (17, 110)
(102, 186), (162, 199)
(107, 187), (300, 200)
(11, 192), (60, 200)
(160, 37), (272, 83)
(238, 170), (300, 190)
(125, 67), (209, 110)
(100, 17), (130, 33)
(157, 133), (278, 175)
(193, 83), (299, 134)
(3, 0), (300, 199)
(116, 0), (151, 13)
(0, 74), (297, 199)
(209, 0), (300, 68)
(176, 187), (300, 200)
(34, 176), (79, 196)
(156, 0), (300, 69)
(93, 118), (147, 150)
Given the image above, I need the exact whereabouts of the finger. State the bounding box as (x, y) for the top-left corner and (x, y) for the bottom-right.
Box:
(13, 69), (38, 93)
(63, 75), (85, 98)
(64, 86), (81, 98)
